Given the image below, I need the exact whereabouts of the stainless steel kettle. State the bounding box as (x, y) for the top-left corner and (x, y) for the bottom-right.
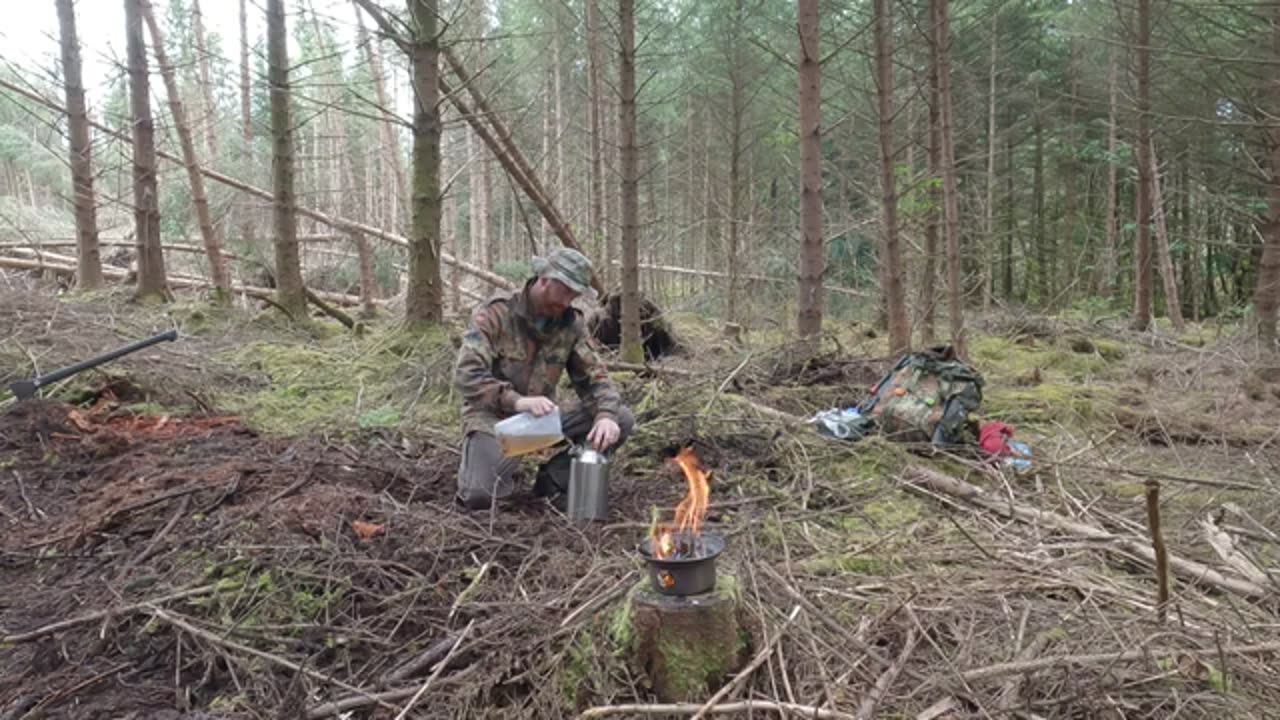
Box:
(567, 446), (609, 521)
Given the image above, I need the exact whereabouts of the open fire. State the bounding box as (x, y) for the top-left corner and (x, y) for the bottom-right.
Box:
(650, 447), (711, 560)
(641, 447), (724, 596)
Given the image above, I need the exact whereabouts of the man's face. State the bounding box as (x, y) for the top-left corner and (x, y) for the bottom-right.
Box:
(532, 277), (579, 318)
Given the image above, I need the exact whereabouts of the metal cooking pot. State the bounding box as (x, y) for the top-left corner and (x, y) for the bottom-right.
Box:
(637, 532), (725, 596)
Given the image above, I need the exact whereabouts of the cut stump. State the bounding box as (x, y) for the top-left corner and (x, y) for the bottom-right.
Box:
(619, 576), (745, 702)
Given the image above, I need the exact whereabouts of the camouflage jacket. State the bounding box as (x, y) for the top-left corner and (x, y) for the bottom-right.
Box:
(454, 280), (622, 436)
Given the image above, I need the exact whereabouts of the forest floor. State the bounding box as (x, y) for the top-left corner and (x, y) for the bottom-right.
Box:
(2, 273), (1280, 720)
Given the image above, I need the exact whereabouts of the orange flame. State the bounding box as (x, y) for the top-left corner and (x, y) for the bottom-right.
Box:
(651, 447), (711, 559)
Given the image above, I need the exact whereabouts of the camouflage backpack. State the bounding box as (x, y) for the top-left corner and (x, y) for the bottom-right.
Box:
(857, 345), (984, 446)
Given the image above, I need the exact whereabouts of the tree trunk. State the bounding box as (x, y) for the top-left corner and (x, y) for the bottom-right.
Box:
(482, 146), (494, 269)
(56, 0), (103, 290)
(191, 0), (218, 159)
(618, 0), (643, 363)
(1101, 48), (1119, 301)
(443, 134), (460, 314)
(982, 4), (998, 313)
(1252, 3), (1280, 348)
(1060, 39), (1079, 306)
(795, 0), (825, 351)
(239, 0), (255, 255)
(125, 0), (166, 300)
(406, 0), (444, 325)
(355, 9), (407, 234)
(876, 0), (908, 356)
(587, 0), (606, 287)
(919, 1), (941, 344)
(440, 52), (601, 293)
(1004, 131), (1015, 298)
(936, 0), (964, 356)
(142, 0), (231, 295)
(725, 0), (746, 325)
(467, 129), (480, 263)
(1149, 141), (1185, 330)
(542, 65), (553, 245)
(1033, 86), (1047, 304)
(1131, 0), (1155, 331)
(552, 4), (565, 220)
(267, 0), (306, 317)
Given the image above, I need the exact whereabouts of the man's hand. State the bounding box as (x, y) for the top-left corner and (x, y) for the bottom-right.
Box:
(514, 395), (558, 417)
(587, 416), (621, 451)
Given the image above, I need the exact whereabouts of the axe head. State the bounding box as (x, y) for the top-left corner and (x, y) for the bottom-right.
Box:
(9, 379), (37, 401)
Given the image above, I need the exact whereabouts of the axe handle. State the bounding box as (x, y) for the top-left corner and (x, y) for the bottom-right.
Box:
(30, 329), (178, 391)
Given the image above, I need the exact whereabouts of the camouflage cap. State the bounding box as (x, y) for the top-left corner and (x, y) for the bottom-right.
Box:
(532, 248), (597, 300)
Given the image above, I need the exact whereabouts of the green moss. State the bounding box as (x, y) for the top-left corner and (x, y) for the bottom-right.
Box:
(799, 553), (899, 576)
(656, 635), (733, 699)
(560, 631), (596, 706)
(215, 324), (458, 436)
(984, 382), (1113, 424)
(1110, 482), (1147, 499)
(969, 335), (1113, 382)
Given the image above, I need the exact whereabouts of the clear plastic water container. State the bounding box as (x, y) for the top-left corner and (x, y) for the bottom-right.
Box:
(494, 409), (563, 457)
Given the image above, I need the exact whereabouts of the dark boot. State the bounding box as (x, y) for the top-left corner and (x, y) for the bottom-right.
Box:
(534, 452), (572, 512)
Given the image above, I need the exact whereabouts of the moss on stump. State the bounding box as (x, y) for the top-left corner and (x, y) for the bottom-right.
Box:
(617, 575), (745, 702)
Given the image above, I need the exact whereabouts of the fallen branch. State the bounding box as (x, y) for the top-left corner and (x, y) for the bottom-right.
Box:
(903, 465), (1272, 599)
(855, 628), (918, 720)
(0, 77), (513, 293)
(579, 700), (856, 719)
(607, 360), (694, 378)
(148, 607), (397, 712)
(393, 619), (474, 720)
(691, 605), (803, 720)
(0, 255), (377, 310)
(1202, 513), (1271, 586)
(959, 641), (1280, 683)
(304, 287), (356, 329)
(616, 260), (868, 298)
(2, 584), (219, 643)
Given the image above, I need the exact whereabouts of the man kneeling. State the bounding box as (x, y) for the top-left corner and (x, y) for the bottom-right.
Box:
(452, 248), (635, 510)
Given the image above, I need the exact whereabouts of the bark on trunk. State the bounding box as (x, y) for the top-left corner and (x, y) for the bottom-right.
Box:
(192, 0), (218, 159)
(1252, 4), (1280, 348)
(725, 0), (746, 325)
(1101, 48), (1119, 301)
(795, 0), (825, 351)
(267, 0), (306, 317)
(1060, 39), (1079, 306)
(355, 9), (407, 234)
(1149, 141), (1185, 330)
(240, 0), (255, 254)
(1004, 131), (1015, 299)
(587, 0), (606, 288)
(876, 0), (909, 356)
(407, 0), (444, 325)
(125, 0), (167, 300)
(920, 0), (941, 343)
(552, 4), (565, 219)
(1033, 87), (1047, 304)
(56, 0), (103, 290)
(1131, 0), (1155, 331)
(936, 0), (965, 356)
(142, 0), (231, 294)
(618, 0), (643, 363)
(982, 5), (998, 313)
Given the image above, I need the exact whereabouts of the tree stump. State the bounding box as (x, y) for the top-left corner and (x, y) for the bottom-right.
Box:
(618, 575), (745, 702)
